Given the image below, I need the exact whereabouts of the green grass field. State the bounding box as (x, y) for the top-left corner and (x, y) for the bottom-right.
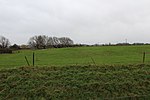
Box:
(0, 45), (150, 68)
(1, 45), (150, 99)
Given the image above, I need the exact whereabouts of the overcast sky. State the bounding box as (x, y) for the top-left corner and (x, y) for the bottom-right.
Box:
(0, 0), (150, 45)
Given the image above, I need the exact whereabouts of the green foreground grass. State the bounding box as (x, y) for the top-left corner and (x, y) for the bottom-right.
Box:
(1, 45), (150, 68)
(1, 64), (150, 99)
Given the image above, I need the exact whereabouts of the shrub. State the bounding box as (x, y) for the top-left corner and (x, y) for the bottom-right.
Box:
(0, 49), (12, 54)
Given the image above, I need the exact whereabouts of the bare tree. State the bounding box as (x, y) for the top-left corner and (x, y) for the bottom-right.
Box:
(53, 37), (60, 45)
(59, 37), (74, 46)
(28, 35), (48, 49)
(0, 36), (10, 49)
(28, 36), (37, 49)
(47, 37), (55, 47)
(28, 35), (74, 49)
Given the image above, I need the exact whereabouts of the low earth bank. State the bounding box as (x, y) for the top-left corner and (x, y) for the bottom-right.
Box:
(0, 64), (150, 99)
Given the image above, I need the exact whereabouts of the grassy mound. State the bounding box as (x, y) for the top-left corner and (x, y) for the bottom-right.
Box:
(1, 64), (150, 99)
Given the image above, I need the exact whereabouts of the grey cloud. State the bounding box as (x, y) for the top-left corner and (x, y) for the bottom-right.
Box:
(0, 0), (150, 44)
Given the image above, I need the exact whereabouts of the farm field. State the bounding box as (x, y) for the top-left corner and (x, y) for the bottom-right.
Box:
(1, 45), (150, 99)
(0, 45), (150, 68)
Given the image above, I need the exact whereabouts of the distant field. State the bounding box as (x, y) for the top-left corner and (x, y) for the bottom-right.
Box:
(1, 64), (150, 99)
(0, 45), (150, 68)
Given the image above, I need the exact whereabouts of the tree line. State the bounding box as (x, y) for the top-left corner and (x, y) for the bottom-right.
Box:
(28, 35), (74, 49)
(0, 35), (74, 50)
(1, 35), (150, 51)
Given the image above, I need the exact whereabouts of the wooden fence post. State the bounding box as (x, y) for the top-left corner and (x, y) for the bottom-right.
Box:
(91, 57), (96, 66)
(25, 56), (30, 66)
(33, 52), (35, 66)
(143, 52), (146, 63)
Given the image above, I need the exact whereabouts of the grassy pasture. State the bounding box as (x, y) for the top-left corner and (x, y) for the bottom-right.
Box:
(1, 45), (150, 99)
(1, 45), (150, 68)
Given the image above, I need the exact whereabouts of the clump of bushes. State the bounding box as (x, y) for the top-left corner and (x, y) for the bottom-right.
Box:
(0, 49), (12, 54)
